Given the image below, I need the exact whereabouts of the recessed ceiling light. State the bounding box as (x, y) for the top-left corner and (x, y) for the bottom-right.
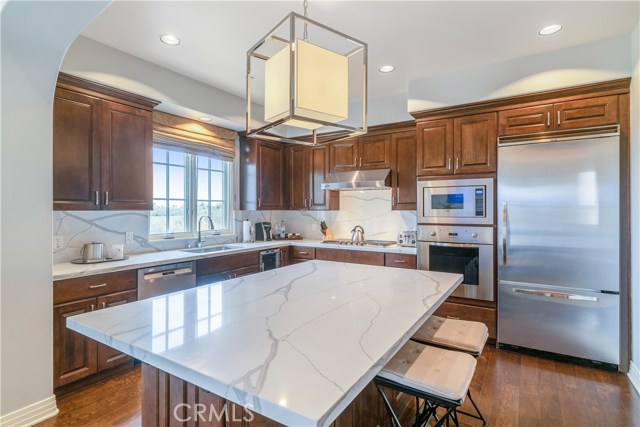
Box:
(378, 65), (396, 73)
(539, 24), (563, 36)
(160, 34), (180, 46)
(198, 117), (212, 122)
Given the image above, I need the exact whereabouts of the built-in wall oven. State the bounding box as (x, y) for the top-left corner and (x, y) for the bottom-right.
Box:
(417, 177), (496, 302)
(417, 225), (494, 301)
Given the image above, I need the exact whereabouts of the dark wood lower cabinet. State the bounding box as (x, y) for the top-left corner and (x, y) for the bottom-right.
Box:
(96, 290), (137, 371)
(141, 364), (409, 427)
(53, 298), (98, 387)
(315, 248), (385, 266)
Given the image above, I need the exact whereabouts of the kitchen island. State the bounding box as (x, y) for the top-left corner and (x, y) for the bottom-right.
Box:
(67, 260), (462, 427)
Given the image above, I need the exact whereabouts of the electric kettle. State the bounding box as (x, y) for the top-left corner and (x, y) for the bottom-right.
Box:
(81, 242), (105, 262)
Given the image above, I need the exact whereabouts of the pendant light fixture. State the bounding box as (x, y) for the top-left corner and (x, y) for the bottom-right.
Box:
(246, 0), (367, 145)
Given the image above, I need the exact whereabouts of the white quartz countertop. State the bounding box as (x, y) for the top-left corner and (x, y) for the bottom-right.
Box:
(67, 260), (461, 427)
(53, 239), (417, 280)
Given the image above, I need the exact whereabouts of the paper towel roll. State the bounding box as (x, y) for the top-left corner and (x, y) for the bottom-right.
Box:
(242, 220), (253, 243)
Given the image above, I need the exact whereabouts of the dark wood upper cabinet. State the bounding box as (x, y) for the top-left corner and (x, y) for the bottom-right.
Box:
(53, 73), (159, 211)
(453, 112), (497, 174)
(498, 95), (619, 137)
(309, 145), (339, 211)
(498, 104), (553, 136)
(359, 134), (391, 169)
(101, 101), (153, 210)
(391, 131), (417, 210)
(416, 119), (454, 176)
(53, 88), (102, 210)
(417, 113), (496, 176)
(329, 135), (391, 172)
(240, 138), (286, 210)
(330, 138), (359, 171)
(555, 95), (618, 130)
(287, 145), (309, 209)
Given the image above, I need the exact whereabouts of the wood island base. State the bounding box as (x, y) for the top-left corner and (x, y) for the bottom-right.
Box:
(142, 364), (414, 427)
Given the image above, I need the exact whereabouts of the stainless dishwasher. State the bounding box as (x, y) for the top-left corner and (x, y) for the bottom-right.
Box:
(137, 261), (196, 299)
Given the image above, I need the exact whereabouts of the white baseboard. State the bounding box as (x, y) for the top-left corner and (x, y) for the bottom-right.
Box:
(0, 395), (58, 427)
(629, 361), (640, 397)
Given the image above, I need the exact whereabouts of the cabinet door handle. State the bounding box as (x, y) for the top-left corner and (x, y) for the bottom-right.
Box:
(394, 259), (407, 263)
(455, 158), (459, 170)
(299, 251), (309, 255)
(446, 315), (460, 320)
(90, 304), (95, 311)
(104, 191), (109, 206)
(89, 283), (107, 289)
(557, 111), (561, 126)
(392, 195), (396, 206)
(546, 112), (550, 127)
(95, 191), (99, 206)
(447, 158), (451, 170)
(258, 198), (261, 208)
(101, 302), (106, 309)
(359, 157), (362, 167)
(304, 198), (307, 208)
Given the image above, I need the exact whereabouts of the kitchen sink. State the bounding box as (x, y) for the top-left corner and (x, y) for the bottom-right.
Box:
(180, 245), (241, 254)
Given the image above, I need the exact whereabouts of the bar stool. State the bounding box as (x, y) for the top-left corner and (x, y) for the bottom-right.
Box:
(375, 341), (487, 427)
(411, 316), (489, 357)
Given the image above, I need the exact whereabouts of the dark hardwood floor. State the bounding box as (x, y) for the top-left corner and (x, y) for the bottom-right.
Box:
(37, 347), (640, 427)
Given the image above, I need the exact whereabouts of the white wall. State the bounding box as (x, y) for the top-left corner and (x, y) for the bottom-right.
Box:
(408, 34), (631, 111)
(0, 0), (108, 420)
(630, 21), (640, 383)
(61, 36), (261, 131)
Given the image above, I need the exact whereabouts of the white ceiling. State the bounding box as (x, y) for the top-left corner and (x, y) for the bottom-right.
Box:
(82, 1), (638, 103)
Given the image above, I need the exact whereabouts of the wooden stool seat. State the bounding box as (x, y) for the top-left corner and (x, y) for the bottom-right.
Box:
(411, 315), (489, 356)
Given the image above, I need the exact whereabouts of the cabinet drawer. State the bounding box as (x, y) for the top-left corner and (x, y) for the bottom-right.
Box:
(197, 265), (261, 286)
(384, 254), (416, 269)
(196, 252), (259, 276)
(54, 270), (136, 305)
(433, 301), (496, 340)
(292, 247), (315, 259)
(315, 248), (384, 266)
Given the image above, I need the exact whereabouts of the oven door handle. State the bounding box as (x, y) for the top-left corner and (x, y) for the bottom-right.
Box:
(502, 202), (508, 267)
(420, 241), (484, 249)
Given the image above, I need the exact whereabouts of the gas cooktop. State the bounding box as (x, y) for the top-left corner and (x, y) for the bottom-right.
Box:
(321, 239), (397, 247)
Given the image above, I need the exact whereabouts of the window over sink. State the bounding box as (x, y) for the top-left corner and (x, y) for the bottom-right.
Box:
(151, 146), (232, 237)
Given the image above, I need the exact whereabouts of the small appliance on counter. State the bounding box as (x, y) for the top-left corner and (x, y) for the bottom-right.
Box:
(397, 231), (417, 247)
(255, 222), (272, 241)
(81, 242), (104, 261)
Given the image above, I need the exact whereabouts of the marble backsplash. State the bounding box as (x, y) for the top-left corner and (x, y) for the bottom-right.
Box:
(236, 190), (416, 241)
(53, 190), (416, 263)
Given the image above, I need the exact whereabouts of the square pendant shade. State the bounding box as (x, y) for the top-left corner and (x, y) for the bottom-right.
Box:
(247, 12), (367, 145)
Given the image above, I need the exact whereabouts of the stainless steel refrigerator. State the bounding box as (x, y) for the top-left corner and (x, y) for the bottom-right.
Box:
(497, 130), (620, 367)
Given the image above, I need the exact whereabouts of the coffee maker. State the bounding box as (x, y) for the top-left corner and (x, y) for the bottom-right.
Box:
(255, 222), (272, 241)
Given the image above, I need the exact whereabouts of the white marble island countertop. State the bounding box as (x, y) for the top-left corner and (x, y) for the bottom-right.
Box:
(67, 260), (461, 427)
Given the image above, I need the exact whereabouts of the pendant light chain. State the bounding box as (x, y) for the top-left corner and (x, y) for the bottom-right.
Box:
(303, 0), (309, 41)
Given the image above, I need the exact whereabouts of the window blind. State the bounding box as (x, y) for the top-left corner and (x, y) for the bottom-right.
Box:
(153, 111), (236, 161)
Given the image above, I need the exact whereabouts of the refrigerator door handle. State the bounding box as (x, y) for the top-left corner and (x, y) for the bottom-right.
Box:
(502, 202), (508, 266)
(513, 288), (599, 302)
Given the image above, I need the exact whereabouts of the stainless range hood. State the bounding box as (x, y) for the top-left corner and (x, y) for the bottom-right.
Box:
(321, 168), (391, 191)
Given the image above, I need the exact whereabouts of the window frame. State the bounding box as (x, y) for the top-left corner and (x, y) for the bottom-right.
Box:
(150, 145), (234, 239)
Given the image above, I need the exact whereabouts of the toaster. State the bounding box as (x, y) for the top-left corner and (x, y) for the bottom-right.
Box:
(397, 230), (417, 247)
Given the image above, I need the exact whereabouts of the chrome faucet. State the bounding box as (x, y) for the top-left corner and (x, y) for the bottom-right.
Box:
(197, 215), (215, 247)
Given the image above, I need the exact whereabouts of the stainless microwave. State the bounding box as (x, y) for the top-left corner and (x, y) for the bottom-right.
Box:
(417, 177), (494, 225)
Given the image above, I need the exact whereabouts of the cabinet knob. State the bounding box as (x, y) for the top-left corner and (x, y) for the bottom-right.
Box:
(430, 231), (436, 237)
(471, 233), (478, 238)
